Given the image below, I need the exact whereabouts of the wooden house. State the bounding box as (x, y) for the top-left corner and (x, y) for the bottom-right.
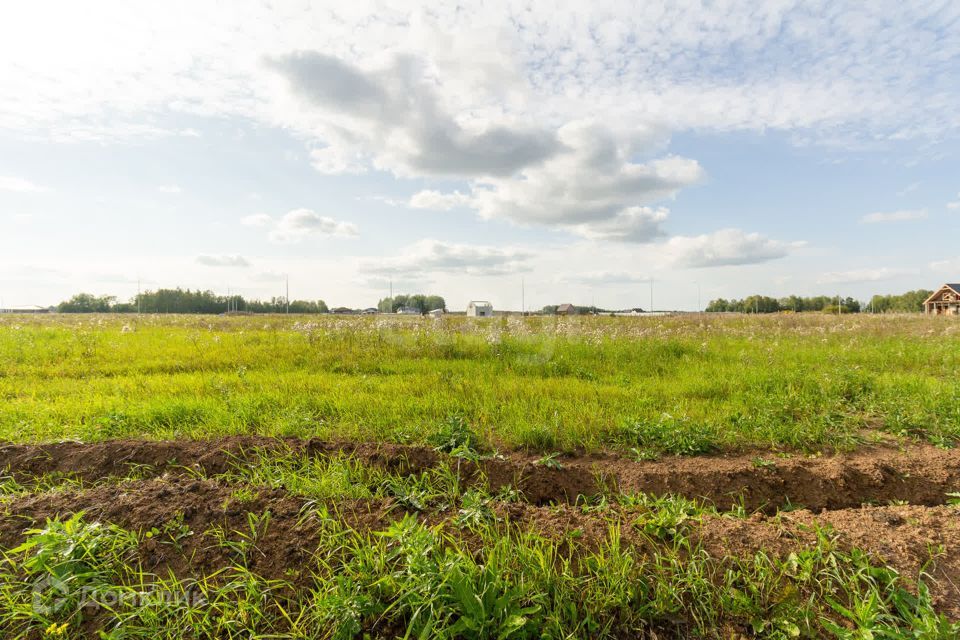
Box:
(924, 284), (960, 315)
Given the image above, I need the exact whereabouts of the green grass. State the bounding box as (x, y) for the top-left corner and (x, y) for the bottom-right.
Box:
(0, 446), (956, 637)
(1, 313), (958, 453)
(2, 313), (958, 636)
(0, 496), (955, 638)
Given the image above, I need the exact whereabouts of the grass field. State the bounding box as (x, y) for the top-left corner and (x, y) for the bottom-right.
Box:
(1, 313), (958, 453)
(1, 313), (959, 638)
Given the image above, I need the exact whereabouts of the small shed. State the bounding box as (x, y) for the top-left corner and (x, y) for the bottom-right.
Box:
(396, 306), (420, 315)
(556, 303), (577, 316)
(466, 301), (493, 317)
(428, 308), (444, 318)
(924, 284), (960, 315)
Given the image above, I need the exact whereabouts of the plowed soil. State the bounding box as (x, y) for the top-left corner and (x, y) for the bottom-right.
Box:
(2, 436), (958, 511)
(1, 476), (958, 617)
(2, 436), (960, 635)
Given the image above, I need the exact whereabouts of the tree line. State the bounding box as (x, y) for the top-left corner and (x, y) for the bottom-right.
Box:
(56, 289), (329, 314)
(56, 289), (449, 315)
(866, 289), (934, 313)
(49, 287), (941, 315)
(706, 289), (934, 314)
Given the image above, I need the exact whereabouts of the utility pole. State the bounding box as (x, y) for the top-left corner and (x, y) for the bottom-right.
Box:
(285, 275), (290, 314)
(521, 277), (525, 316)
(137, 279), (141, 315)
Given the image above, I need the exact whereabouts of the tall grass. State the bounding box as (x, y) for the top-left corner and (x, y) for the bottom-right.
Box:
(1, 313), (958, 452)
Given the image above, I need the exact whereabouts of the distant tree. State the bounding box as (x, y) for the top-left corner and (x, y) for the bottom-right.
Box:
(376, 294), (445, 314)
(424, 295), (446, 312)
(867, 289), (933, 313)
(57, 293), (115, 313)
(705, 298), (730, 312)
(740, 295), (780, 313)
(706, 293), (862, 314)
(286, 299), (329, 313)
(58, 288), (332, 314)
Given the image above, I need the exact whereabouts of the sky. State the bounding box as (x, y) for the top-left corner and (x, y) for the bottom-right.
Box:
(1, 1), (959, 311)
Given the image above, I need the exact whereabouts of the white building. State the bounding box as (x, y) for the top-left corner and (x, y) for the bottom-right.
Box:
(466, 301), (493, 317)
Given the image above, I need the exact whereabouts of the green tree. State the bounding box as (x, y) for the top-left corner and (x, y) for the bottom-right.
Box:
(867, 289), (932, 313)
(377, 294), (445, 314)
(57, 293), (115, 313)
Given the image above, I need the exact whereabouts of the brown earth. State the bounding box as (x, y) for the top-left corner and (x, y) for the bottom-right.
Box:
(2, 437), (959, 511)
(1, 476), (958, 618)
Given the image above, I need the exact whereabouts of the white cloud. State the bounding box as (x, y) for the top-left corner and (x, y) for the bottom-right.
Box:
(241, 213), (274, 227)
(2, 3), (958, 148)
(195, 254), (251, 267)
(309, 146), (367, 175)
(818, 267), (910, 284)
(470, 121), (700, 229)
(269, 51), (560, 179)
(560, 271), (651, 285)
(246, 209), (359, 244)
(158, 184), (182, 194)
(0, 176), (44, 192)
(929, 257), (960, 271)
(860, 209), (928, 223)
(408, 190), (471, 210)
(661, 229), (801, 268)
(896, 182), (920, 196)
(271, 209), (359, 243)
(361, 239), (533, 278)
(408, 121), (700, 240)
(251, 270), (287, 282)
(947, 193), (960, 210)
(566, 207), (670, 243)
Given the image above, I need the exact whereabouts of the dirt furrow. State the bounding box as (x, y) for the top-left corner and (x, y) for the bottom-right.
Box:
(1, 476), (958, 617)
(1, 437), (959, 511)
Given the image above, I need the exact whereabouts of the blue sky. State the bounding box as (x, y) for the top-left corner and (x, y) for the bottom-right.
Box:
(1, 1), (959, 310)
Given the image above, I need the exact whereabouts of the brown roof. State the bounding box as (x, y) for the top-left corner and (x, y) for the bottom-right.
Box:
(923, 284), (960, 304)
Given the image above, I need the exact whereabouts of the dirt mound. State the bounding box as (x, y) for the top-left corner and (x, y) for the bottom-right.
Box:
(697, 506), (960, 618)
(0, 436), (282, 482)
(0, 437), (439, 483)
(0, 476), (316, 583)
(2, 437), (959, 512)
(608, 446), (960, 511)
(2, 478), (958, 617)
